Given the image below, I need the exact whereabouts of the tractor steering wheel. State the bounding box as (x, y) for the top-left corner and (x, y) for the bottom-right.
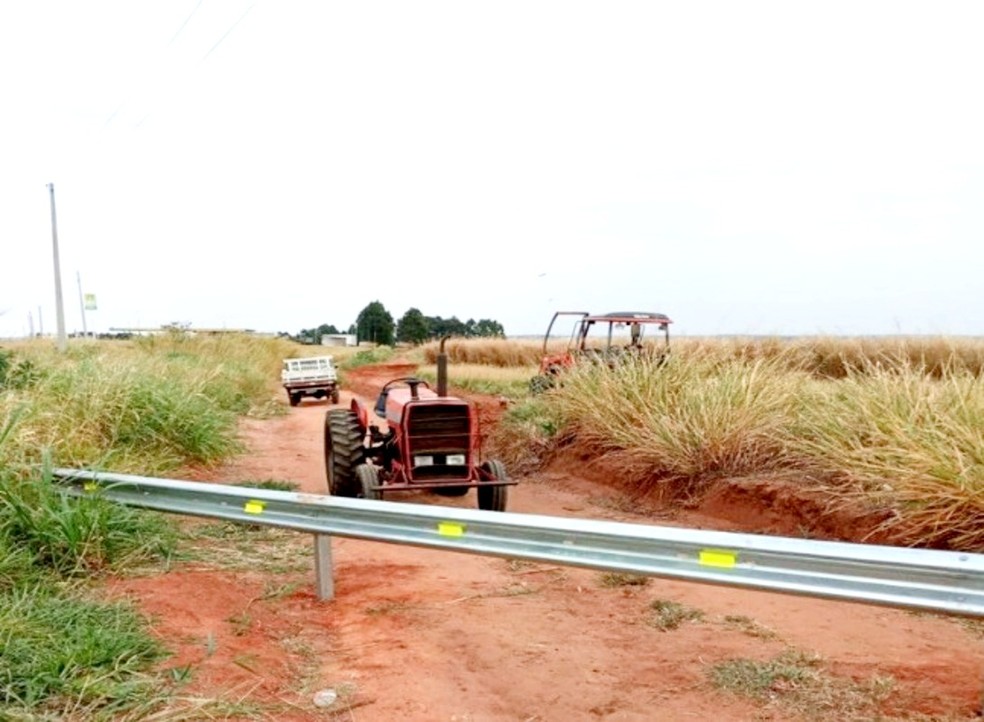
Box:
(380, 377), (431, 393)
(375, 377), (432, 417)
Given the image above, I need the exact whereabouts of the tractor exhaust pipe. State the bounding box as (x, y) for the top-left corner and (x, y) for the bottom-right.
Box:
(437, 335), (450, 397)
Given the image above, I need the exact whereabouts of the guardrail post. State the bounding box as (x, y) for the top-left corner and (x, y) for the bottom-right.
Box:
(313, 534), (334, 600)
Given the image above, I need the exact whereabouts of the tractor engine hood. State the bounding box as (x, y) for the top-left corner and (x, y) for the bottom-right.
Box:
(381, 386), (446, 426)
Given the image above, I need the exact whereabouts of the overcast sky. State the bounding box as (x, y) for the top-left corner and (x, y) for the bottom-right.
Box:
(1, 1), (982, 339)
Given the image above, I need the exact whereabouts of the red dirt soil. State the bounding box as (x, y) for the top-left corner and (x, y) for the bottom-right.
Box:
(108, 362), (984, 721)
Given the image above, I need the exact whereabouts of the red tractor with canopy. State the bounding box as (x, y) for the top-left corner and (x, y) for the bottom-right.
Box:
(530, 311), (672, 393)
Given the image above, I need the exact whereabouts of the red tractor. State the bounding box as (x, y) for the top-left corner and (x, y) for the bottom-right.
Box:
(323, 339), (514, 511)
(530, 311), (672, 393)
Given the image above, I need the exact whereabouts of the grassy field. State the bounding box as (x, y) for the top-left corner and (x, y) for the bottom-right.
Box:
(419, 334), (984, 378)
(0, 332), (297, 719)
(484, 335), (984, 550)
(413, 336), (984, 551)
(2, 331), (983, 717)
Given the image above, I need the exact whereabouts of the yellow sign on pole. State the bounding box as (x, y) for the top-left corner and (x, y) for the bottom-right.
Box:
(83, 294), (97, 311)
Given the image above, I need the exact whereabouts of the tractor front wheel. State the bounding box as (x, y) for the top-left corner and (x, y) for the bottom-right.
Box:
(331, 388), (340, 404)
(355, 463), (381, 500)
(324, 409), (364, 496)
(478, 459), (508, 512)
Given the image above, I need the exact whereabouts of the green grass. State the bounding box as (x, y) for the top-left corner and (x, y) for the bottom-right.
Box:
(235, 478), (299, 492)
(0, 466), (176, 578)
(0, 464), (176, 719)
(0, 584), (164, 710)
(337, 346), (396, 369)
(0, 334), (299, 719)
(487, 396), (563, 473)
(709, 648), (895, 720)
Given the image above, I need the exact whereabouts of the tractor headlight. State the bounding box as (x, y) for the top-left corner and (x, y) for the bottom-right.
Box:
(413, 455), (434, 467)
(446, 454), (466, 465)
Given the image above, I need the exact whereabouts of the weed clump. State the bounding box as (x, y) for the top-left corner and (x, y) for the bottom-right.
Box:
(648, 599), (704, 631)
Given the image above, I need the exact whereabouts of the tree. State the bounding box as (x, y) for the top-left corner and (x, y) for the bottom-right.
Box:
(473, 318), (505, 337)
(396, 308), (430, 344)
(424, 315), (505, 338)
(356, 301), (395, 345)
(294, 323), (342, 345)
(426, 315), (468, 338)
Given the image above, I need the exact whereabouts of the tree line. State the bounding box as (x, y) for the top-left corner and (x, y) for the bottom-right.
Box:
(292, 301), (505, 346)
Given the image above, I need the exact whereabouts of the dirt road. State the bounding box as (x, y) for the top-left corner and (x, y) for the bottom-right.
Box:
(111, 364), (984, 721)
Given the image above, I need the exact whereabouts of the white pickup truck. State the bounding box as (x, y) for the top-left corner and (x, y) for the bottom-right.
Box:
(281, 356), (340, 406)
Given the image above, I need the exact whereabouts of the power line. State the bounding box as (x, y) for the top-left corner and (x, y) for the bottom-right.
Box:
(101, 3), (203, 131)
(101, 1), (242, 131)
(166, 0), (204, 49)
(200, 5), (254, 64)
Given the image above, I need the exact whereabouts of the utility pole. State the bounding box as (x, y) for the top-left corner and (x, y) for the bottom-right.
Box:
(47, 183), (67, 351)
(76, 271), (88, 338)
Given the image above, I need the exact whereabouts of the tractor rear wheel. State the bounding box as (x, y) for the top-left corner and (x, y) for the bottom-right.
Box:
(478, 459), (508, 512)
(289, 391), (301, 406)
(355, 463), (381, 500)
(324, 409), (364, 496)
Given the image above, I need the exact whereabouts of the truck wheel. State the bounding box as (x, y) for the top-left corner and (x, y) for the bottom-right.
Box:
(289, 392), (301, 407)
(324, 409), (364, 496)
(478, 459), (508, 512)
(355, 463), (381, 500)
(331, 388), (340, 404)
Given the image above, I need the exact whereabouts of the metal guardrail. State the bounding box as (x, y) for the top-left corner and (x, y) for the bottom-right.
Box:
(52, 467), (984, 616)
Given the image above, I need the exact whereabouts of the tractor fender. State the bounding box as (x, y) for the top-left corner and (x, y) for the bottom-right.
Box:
(351, 398), (369, 435)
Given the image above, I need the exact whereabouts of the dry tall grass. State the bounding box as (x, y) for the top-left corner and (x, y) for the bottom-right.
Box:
(420, 338), (544, 367)
(786, 363), (984, 548)
(669, 335), (984, 378)
(420, 335), (984, 378)
(492, 337), (984, 550)
(372, 335), (984, 550)
(547, 355), (807, 501)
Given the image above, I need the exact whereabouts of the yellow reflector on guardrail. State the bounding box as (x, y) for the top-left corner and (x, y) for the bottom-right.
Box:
(699, 549), (737, 568)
